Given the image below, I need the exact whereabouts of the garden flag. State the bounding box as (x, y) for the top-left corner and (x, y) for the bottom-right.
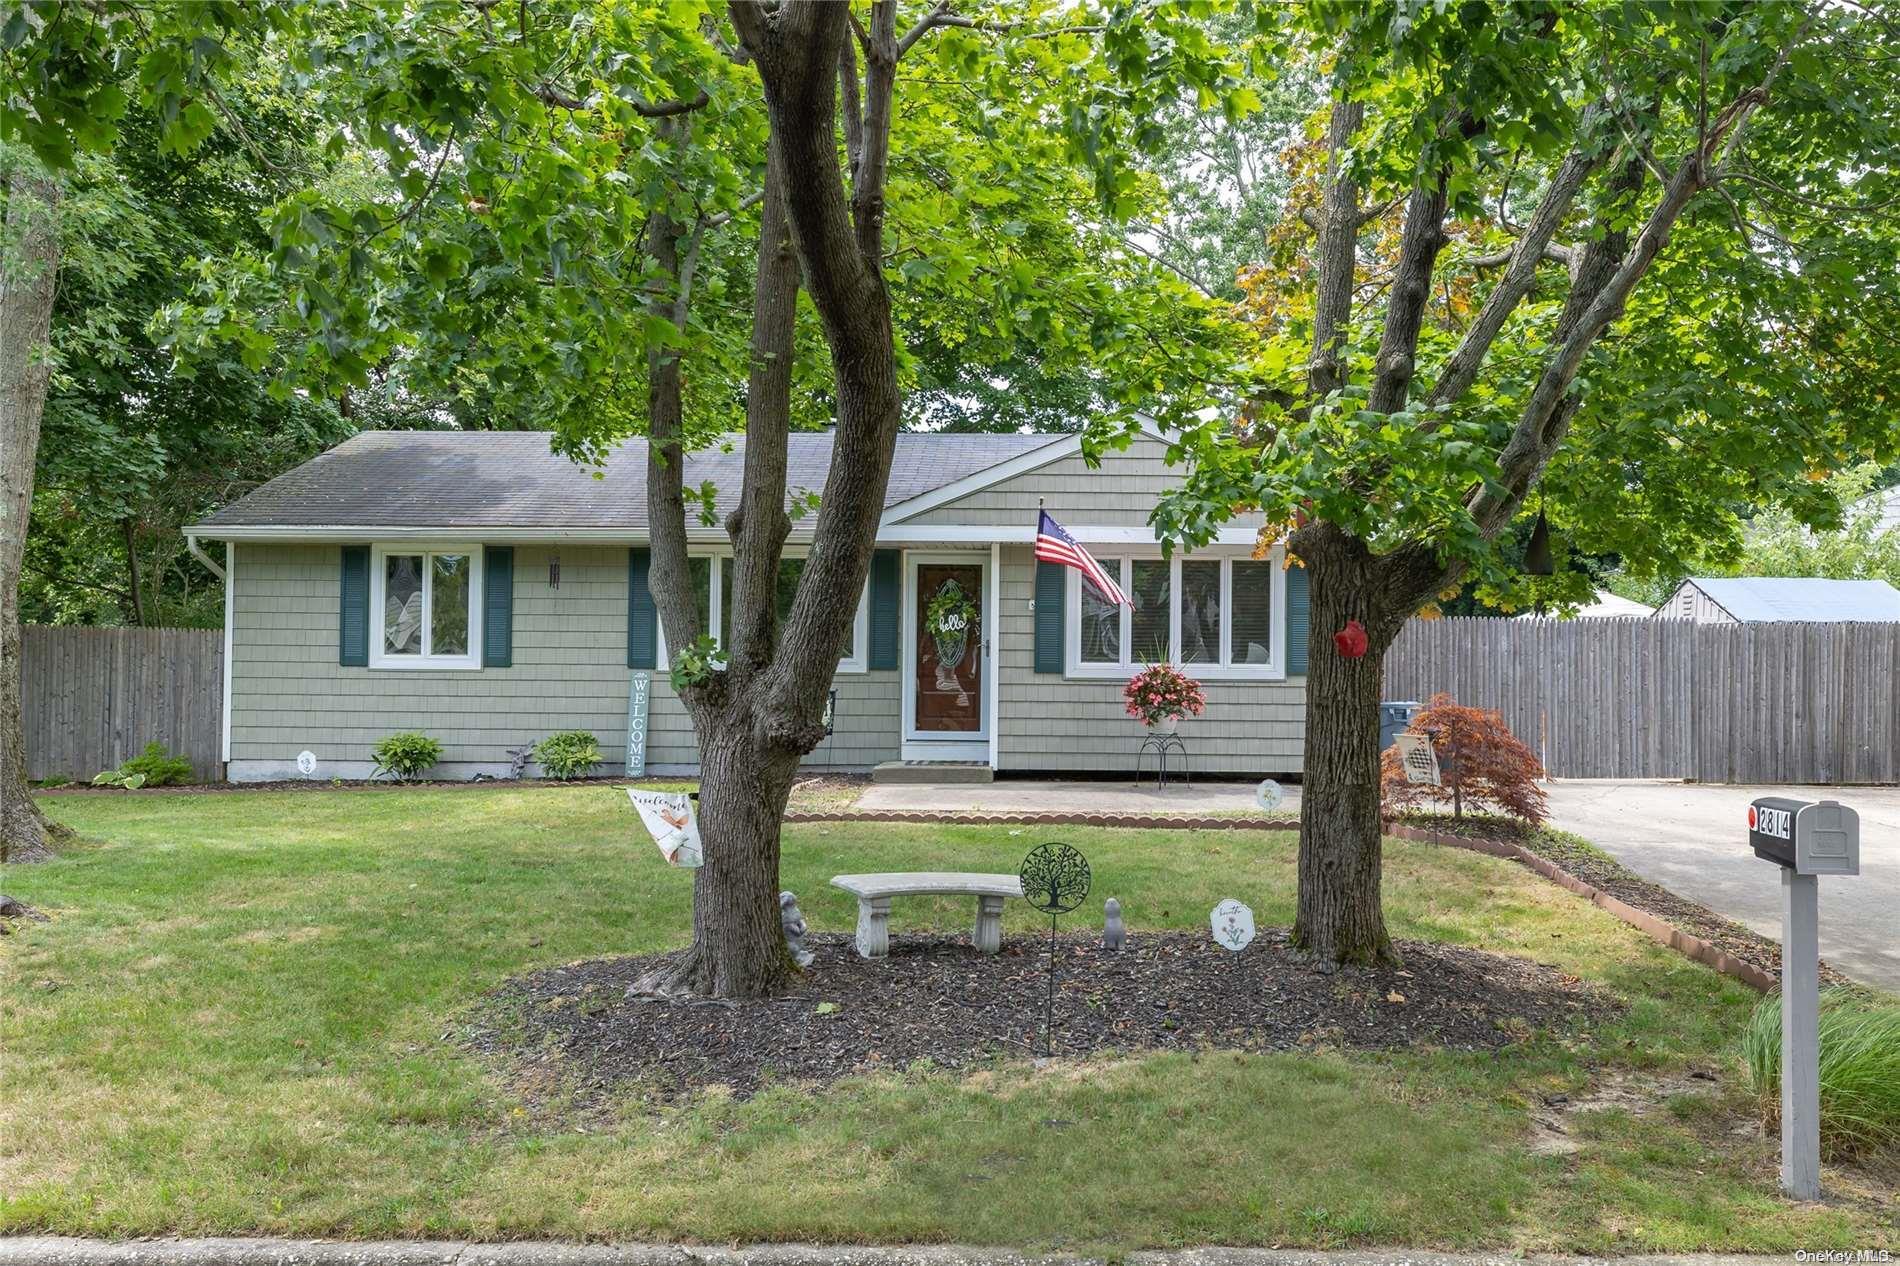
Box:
(626, 788), (703, 868)
(1035, 510), (1130, 606)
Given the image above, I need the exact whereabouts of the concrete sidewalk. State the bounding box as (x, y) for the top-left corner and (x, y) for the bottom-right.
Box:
(0, 1239), (1789, 1266)
(853, 779), (1296, 816)
(1543, 780), (1900, 993)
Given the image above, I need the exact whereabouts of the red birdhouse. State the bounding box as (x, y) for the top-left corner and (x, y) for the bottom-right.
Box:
(1334, 619), (1368, 659)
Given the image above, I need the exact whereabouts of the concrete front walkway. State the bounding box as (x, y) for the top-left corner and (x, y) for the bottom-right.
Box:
(853, 778), (1297, 816)
(0, 1239), (1784, 1266)
(1543, 780), (1900, 992)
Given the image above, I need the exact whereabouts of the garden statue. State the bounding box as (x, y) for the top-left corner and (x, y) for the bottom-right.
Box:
(780, 891), (815, 968)
(1103, 898), (1125, 950)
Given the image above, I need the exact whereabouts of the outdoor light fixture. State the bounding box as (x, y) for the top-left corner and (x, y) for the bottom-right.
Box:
(549, 554), (561, 589)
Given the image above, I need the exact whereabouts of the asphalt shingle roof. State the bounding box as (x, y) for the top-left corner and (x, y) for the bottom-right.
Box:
(195, 430), (1068, 529)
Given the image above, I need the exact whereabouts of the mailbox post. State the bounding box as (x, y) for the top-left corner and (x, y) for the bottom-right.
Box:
(1748, 796), (1860, 1201)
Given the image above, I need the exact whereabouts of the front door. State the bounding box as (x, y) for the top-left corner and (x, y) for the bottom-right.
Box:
(909, 558), (986, 742)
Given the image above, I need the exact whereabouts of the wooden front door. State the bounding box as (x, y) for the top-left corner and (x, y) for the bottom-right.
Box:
(913, 562), (983, 734)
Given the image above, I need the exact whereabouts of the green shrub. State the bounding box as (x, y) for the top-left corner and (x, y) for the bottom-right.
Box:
(371, 732), (443, 781)
(90, 742), (193, 790)
(532, 730), (602, 781)
(120, 742), (194, 787)
(1743, 987), (1900, 1157)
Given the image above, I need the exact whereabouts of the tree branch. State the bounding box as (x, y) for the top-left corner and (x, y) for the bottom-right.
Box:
(1470, 81), (1768, 533)
(1465, 241), (1573, 269)
(644, 198), (708, 680)
(1429, 110), (1607, 407)
(532, 83), (710, 117)
(838, 28), (864, 182)
(724, 154), (800, 676)
(851, 0), (898, 266)
(1308, 95), (1365, 404)
(1367, 174), (1451, 414)
(896, 0), (952, 58)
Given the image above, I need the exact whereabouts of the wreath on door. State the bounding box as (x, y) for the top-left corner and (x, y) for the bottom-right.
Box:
(925, 581), (978, 700)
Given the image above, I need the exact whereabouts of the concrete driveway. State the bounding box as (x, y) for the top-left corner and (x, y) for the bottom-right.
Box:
(1543, 780), (1899, 993)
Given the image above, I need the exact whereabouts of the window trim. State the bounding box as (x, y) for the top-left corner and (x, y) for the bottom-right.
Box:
(1062, 545), (1286, 681)
(368, 543), (485, 671)
(657, 551), (870, 675)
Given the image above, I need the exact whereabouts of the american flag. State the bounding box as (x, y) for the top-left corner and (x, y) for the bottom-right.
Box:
(1035, 510), (1130, 607)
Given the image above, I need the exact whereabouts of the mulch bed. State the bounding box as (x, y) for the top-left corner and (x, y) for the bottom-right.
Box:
(467, 929), (1616, 1102)
(1398, 813), (1848, 987)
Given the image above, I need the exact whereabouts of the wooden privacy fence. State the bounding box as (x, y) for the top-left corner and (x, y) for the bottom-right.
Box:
(1384, 617), (1900, 784)
(21, 625), (222, 782)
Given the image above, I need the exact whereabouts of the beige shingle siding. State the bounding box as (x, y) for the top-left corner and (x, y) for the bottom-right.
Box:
(993, 546), (1306, 774)
(229, 543), (898, 772)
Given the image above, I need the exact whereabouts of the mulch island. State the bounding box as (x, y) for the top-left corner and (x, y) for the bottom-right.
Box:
(469, 928), (1617, 1101)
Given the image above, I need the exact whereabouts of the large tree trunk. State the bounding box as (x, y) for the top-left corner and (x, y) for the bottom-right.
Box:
(635, 2), (906, 1001)
(0, 165), (64, 864)
(1291, 530), (1399, 966)
(639, 157), (810, 1001)
(657, 728), (803, 997)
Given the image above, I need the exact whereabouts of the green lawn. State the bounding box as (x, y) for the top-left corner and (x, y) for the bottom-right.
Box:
(3, 785), (1894, 1252)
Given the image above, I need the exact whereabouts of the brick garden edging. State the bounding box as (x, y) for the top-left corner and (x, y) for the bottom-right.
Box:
(1390, 825), (1776, 992)
(789, 811), (1778, 994)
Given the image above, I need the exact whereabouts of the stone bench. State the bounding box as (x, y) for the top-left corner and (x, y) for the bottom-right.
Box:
(829, 871), (1023, 959)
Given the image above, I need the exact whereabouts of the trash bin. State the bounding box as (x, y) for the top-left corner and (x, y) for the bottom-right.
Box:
(1379, 700), (1420, 752)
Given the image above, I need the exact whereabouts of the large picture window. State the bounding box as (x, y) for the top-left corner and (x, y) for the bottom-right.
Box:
(1064, 550), (1285, 679)
(370, 545), (483, 669)
(661, 553), (868, 673)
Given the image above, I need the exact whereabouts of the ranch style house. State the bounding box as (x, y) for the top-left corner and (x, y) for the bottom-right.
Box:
(185, 426), (1313, 782)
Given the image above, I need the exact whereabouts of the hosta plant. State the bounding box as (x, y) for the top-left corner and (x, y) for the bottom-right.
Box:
(371, 732), (442, 782)
(533, 730), (602, 781)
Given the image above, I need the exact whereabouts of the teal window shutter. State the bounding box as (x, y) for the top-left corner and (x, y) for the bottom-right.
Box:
(868, 549), (900, 670)
(1034, 561), (1066, 673)
(627, 548), (656, 669)
(482, 547), (514, 668)
(339, 545), (369, 667)
(1286, 564), (1310, 676)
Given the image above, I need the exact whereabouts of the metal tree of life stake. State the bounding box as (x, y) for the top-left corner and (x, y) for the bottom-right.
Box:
(1018, 843), (1091, 1057)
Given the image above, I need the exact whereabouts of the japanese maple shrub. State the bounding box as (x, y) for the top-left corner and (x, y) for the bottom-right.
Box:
(1380, 694), (1546, 825)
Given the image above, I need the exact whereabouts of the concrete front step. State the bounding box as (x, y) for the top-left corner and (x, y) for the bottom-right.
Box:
(871, 760), (994, 785)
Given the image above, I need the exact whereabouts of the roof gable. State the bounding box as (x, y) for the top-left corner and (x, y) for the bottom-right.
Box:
(1682, 576), (1900, 622)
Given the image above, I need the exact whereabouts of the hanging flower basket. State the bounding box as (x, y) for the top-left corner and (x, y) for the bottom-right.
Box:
(1124, 662), (1206, 730)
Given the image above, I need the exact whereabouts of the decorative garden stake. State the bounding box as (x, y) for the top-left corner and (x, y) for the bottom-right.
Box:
(1210, 898), (1256, 952)
(1102, 897), (1125, 950)
(1019, 843), (1091, 1057)
(1333, 619), (1368, 659)
(1254, 779), (1284, 813)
